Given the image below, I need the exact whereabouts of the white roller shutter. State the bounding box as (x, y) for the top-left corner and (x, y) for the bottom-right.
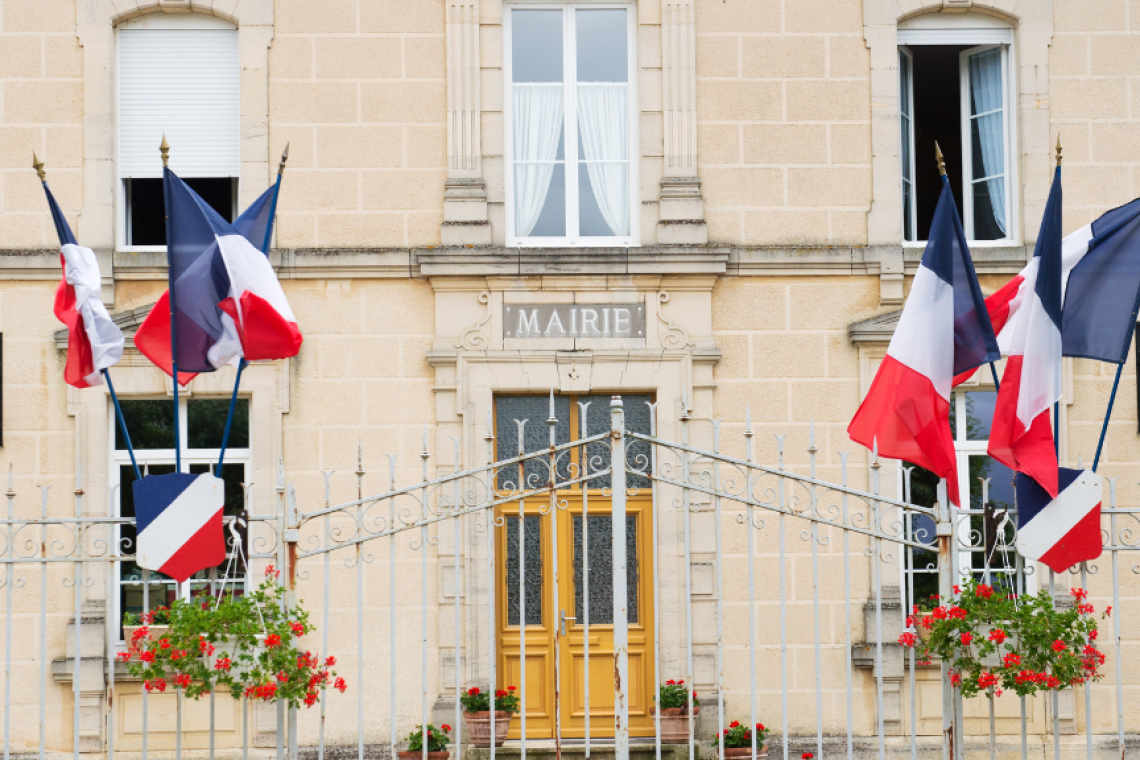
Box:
(118, 29), (240, 178)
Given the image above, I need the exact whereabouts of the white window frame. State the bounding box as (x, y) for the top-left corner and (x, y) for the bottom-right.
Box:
(896, 386), (1038, 602)
(110, 397), (251, 642)
(897, 28), (1019, 247)
(503, 1), (640, 248)
(114, 13), (241, 253)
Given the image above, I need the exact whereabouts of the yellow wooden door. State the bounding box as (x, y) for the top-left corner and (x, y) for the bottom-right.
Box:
(494, 392), (656, 740)
(496, 494), (655, 740)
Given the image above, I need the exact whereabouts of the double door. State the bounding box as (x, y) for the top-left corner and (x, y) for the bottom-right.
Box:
(496, 493), (655, 739)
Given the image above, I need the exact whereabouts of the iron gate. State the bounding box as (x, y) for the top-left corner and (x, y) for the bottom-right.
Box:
(1, 396), (1138, 760)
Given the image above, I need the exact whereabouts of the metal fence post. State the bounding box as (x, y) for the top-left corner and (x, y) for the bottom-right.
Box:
(609, 397), (629, 760)
(935, 479), (959, 760)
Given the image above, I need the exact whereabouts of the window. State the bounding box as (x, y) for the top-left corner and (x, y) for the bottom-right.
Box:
(898, 33), (1013, 243)
(902, 388), (1022, 611)
(117, 14), (240, 247)
(113, 398), (250, 640)
(505, 4), (638, 246)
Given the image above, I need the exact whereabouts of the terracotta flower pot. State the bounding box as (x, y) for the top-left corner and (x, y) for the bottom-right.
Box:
(650, 706), (699, 744)
(124, 625), (170, 654)
(719, 746), (768, 760)
(463, 711), (512, 747)
(397, 752), (450, 760)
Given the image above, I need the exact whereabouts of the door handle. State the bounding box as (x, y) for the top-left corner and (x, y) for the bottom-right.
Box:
(560, 610), (576, 636)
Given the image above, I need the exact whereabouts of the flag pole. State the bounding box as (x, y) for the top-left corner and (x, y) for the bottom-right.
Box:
(215, 144), (291, 475)
(161, 135), (182, 473)
(1054, 136), (1062, 459)
(938, 141), (1001, 392)
(35, 152), (142, 480)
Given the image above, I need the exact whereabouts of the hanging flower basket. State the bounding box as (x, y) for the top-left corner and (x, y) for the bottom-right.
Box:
(899, 579), (1108, 699)
(652, 679), (700, 743)
(459, 686), (519, 747)
(711, 720), (769, 760)
(118, 566), (347, 708)
(397, 724), (451, 760)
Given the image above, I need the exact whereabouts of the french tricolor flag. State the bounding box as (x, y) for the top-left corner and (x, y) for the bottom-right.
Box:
(43, 182), (125, 388)
(133, 169), (301, 384)
(848, 180), (1000, 506)
(988, 167), (1063, 498)
(134, 472), (226, 584)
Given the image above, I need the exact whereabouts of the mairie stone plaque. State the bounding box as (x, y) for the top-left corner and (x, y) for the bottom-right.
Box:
(504, 303), (646, 340)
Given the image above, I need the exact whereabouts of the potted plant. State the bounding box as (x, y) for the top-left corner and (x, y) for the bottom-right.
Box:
(397, 724), (452, 760)
(899, 579), (1107, 699)
(651, 679), (699, 743)
(123, 606), (171, 653)
(459, 686), (519, 747)
(711, 720), (770, 759)
(118, 566), (347, 708)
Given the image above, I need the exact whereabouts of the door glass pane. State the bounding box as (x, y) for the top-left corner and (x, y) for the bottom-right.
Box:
(506, 515), (543, 626)
(495, 395), (572, 489)
(902, 464), (939, 608)
(188, 398), (249, 449)
(116, 400), (175, 450)
(965, 391), (997, 441)
(575, 9), (627, 83)
(968, 455), (1017, 590)
(573, 515), (638, 625)
(512, 10), (563, 83)
(582, 394), (652, 489)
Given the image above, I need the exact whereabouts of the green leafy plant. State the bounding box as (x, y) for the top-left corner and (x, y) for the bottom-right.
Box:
(405, 724), (451, 753)
(657, 679), (699, 710)
(711, 720), (769, 749)
(899, 578), (1107, 699)
(119, 566), (346, 709)
(459, 686), (520, 714)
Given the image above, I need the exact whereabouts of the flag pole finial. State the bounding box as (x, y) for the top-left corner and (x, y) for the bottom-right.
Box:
(32, 152), (45, 182)
(160, 134), (170, 167)
(278, 143), (290, 176)
(1056, 134), (1063, 167)
(934, 141), (947, 178)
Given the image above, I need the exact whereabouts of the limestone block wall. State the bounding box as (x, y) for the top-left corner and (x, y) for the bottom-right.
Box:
(269, 0), (448, 249)
(0, 0), (84, 249)
(695, 0), (872, 246)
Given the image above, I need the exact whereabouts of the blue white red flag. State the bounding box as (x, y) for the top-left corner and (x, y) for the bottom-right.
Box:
(134, 472), (226, 583)
(43, 182), (124, 388)
(232, 183), (276, 256)
(848, 181), (999, 506)
(1015, 468), (1103, 574)
(133, 170), (301, 382)
(988, 167), (1063, 498)
(954, 197), (1140, 384)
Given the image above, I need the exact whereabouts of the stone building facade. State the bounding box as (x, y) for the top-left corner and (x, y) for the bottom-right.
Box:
(2, 0), (1140, 754)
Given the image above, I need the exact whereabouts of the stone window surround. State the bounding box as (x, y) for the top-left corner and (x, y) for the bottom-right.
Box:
(57, 304), (290, 751)
(863, 1), (1054, 303)
(76, 0), (274, 260)
(442, 0), (709, 251)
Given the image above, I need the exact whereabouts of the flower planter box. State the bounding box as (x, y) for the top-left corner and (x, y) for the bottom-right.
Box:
(650, 706), (699, 744)
(124, 625), (170, 654)
(397, 753), (450, 760)
(463, 711), (511, 748)
(719, 746), (768, 759)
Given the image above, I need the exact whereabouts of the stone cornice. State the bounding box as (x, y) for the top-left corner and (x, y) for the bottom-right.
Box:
(4, 243), (1032, 284)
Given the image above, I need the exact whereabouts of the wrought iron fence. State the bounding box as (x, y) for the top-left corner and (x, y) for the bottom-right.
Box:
(1, 396), (1139, 760)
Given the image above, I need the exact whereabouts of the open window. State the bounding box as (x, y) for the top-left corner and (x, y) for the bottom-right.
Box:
(504, 4), (638, 247)
(117, 14), (240, 247)
(898, 36), (1013, 243)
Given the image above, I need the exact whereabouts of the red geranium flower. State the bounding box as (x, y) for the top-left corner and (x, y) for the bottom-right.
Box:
(265, 634), (283, 648)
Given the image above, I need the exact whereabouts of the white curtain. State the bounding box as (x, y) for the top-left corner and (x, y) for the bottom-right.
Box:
(577, 83), (629, 237)
(513, 85), (564, 237)
(969, 49), (1006, 236)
